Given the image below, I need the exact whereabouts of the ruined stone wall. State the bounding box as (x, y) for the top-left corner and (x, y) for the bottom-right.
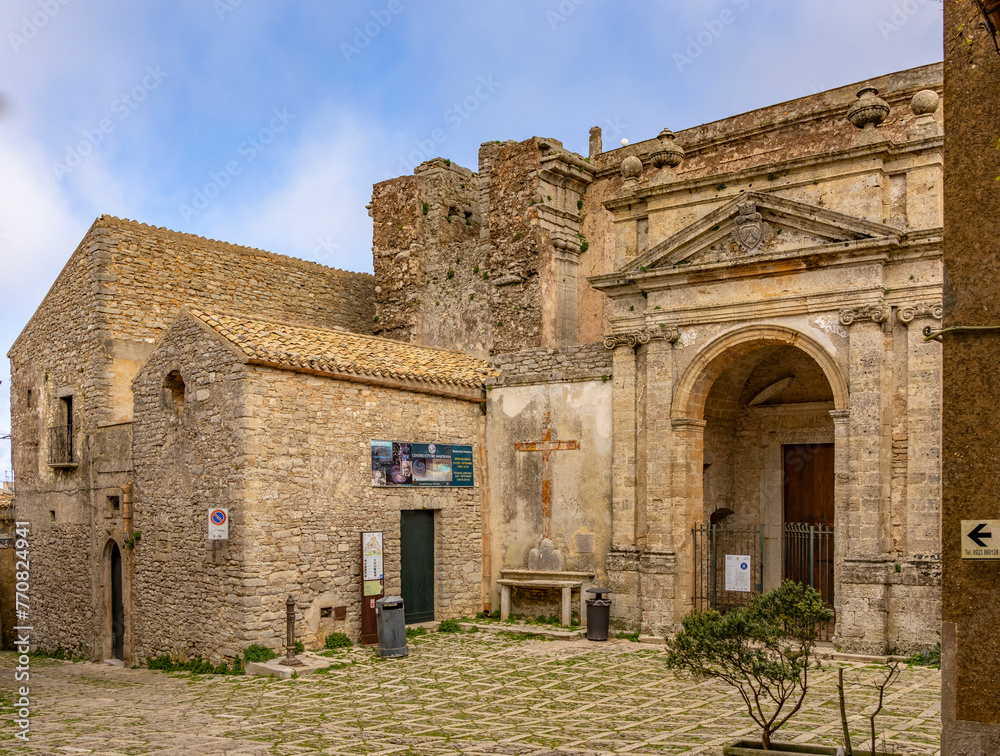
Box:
(240, 365), (484, 653)
(374, 140), (595, 355)
(371, 159), (491, 355)
(131, 315), (252, 664)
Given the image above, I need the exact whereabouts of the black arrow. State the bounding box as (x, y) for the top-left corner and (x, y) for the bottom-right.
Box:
(969, 523), (993, 548)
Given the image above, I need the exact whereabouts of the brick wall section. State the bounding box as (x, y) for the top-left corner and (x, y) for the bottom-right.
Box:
(489, 342), (612, 388)
(130, 314), (483, 663)
(480, 139), (547, 353)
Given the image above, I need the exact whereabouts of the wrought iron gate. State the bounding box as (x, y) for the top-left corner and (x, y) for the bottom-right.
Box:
(692, 521), (836, 625)
(692, 522), (764, 612)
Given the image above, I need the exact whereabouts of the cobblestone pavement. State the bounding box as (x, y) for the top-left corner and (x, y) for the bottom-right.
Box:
(0, 632), (941, 755)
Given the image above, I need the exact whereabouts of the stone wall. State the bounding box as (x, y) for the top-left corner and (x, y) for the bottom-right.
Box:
(131, 315), (251, 664)
(489, 342), (611, 388)
(129, 313), (485, 663)
(8, 215), (377, 660)
(240, 364), (484, 652)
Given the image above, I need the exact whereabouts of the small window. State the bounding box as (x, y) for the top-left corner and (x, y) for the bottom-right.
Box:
(26, 389), (32, 409)
(320, 607), (333, 619)
(49, 510), (56, 522)
(108, 495), (121, 512)
(163, 371), (186, 415)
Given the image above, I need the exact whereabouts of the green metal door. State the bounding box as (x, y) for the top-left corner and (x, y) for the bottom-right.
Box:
(400, 510), (434, 623)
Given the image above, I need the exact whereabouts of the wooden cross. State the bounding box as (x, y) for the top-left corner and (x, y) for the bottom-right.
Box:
(515, 412), (580, 539)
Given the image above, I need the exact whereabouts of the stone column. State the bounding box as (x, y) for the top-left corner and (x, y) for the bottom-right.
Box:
(836, 305), (891, 653)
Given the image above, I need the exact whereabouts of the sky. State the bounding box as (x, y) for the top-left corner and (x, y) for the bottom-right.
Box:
(0, 0), (943, 476)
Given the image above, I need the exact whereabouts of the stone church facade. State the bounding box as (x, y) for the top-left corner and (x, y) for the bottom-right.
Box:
(7, 63), (942, 662)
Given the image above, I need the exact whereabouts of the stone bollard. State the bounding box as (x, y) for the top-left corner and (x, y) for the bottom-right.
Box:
(279, 595), (304, 667)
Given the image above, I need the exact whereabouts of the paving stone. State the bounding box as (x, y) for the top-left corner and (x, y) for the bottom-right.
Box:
(0, 633), (941, 755)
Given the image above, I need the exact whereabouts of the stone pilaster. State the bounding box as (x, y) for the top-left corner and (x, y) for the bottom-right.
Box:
(610, 343), (637, 549)
(641, 337), (675, 550)
(898, 303), (943, 557)
(837, 305), (891, 653)
(664, 417), (706, 628)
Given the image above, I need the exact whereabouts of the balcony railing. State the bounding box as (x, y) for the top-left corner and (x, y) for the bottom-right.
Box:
(48, 425), (77, 467)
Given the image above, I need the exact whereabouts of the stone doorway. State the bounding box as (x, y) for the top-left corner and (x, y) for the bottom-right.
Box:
(101, 538), (128, 663)
(697, 341), (838, 597)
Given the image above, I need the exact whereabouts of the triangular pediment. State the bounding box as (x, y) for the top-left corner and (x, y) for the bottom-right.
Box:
(622, 192), (903, 273)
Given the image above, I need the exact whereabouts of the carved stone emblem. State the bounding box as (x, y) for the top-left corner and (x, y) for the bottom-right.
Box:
(732, 199), (769, 253)
(603, 326), (681, 350)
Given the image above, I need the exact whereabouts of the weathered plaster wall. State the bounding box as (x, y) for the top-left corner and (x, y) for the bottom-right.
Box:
(485, 344), (613, 617)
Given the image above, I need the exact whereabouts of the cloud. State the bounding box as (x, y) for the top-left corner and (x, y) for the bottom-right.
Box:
(200, 108), (386, 273)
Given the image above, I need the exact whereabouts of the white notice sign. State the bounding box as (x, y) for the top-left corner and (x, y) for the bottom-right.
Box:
(962, 520), (1000, 559)
(725, 554), (752, 593)
(208, 508), (229, 540)
(362, 531), (384, 580)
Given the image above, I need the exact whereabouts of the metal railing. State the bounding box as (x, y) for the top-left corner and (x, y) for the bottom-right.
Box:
(692, 520), (836, 639)
(692, 522), (764, 612)
(48, 425), (75, 466)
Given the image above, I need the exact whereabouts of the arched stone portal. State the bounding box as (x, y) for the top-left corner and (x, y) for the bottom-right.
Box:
(666, 327), (847, 629)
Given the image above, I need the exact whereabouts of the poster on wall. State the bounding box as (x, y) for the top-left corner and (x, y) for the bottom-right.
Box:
(725, 554), (752, 593)
(370, 440), (474, 487)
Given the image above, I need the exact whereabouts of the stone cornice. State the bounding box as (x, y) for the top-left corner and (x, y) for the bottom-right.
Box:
(603, 327), (680, 350)
(601, 137), (943, 213)
(897, 301), (944, 323)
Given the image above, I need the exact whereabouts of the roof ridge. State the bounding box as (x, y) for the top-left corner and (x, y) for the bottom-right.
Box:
(95, 214), (373, 278)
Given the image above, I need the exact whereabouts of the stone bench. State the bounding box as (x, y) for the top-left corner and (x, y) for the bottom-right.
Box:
(497, 569), (595, 628)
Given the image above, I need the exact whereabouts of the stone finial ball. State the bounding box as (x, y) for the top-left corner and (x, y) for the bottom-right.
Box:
(621, 155), (643, 179)
(911, 89), (940, 116)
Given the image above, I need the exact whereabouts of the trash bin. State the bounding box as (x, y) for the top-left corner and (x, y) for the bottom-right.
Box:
(585, 587), (611, 641)
(375, 596), (408, 658)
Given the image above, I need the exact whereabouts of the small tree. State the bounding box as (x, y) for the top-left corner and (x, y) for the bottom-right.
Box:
(665, 580), (834, 750)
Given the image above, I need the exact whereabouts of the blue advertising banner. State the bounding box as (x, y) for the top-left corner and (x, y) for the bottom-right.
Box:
(370, 440), (474, 487)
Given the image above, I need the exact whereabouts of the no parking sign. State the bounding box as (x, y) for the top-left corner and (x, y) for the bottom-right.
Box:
(208, 508), (229, 540)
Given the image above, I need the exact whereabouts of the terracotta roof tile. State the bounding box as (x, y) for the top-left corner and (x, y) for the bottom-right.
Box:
(188, 309), (497, 390)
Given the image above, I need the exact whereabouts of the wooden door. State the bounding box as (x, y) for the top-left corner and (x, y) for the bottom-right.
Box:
(400, 510), (435, 624)
(783, 444), (835, 604)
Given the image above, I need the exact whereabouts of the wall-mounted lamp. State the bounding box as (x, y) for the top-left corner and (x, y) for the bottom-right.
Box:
(976, 0), (1000, 51)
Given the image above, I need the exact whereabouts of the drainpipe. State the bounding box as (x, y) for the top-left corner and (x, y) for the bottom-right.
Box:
(121, 481), (133, 533)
